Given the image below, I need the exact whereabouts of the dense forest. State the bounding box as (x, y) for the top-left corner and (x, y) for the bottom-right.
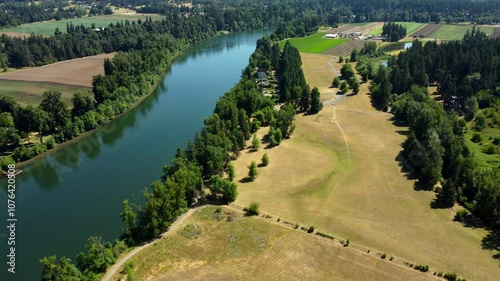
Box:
(370, 29), (500, 229)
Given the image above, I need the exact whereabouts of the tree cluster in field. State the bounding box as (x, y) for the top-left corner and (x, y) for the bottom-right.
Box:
(369, 28), (500, 230)
(331, 63), (361, 94)
(381, 22), (407, 42)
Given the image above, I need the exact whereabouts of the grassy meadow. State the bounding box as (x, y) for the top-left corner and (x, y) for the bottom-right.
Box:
(430, 24), (495, 40)
(0, 14), (165, 36)
(279, 33), (347, 53)
(111, 206), (441, 281)
(230, 54), (500, 281)
(0, 80), (90, 105)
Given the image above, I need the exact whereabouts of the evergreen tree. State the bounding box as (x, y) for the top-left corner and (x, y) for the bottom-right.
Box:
(310, 87), (323, 114)
(248, 161), (258, 181)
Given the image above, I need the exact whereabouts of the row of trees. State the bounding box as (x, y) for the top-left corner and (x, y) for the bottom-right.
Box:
(369, 30), (500, 229)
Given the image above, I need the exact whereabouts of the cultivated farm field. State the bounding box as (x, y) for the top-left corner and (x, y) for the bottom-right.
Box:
(0, 53), (115, 88)
(322, 40), (367, 57)
(112, 206), (440, 281)
(231, 54), (500, 281)
(278, 33), (347, 53)
(0, 14), (165, 36)
(411, 24), (443, 38)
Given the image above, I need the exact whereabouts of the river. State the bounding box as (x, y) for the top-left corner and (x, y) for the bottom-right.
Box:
(0, 29), (270, 281)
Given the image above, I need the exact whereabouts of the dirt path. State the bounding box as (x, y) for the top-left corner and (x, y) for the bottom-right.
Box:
(101, 206), (203, 281)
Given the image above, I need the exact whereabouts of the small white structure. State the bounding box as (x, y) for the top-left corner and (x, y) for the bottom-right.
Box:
(324, 33), (338, 38)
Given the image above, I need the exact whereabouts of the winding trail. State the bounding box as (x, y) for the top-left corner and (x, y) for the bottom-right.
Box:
(101, 206), (203, 281)
(313, 105), (352, 224)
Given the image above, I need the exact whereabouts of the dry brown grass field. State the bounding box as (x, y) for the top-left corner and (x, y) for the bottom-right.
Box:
(112, 206), (440, 281)
(0, 53), (115, 87)
(0, 80), (90, 105)
(231, 54), (500, 281)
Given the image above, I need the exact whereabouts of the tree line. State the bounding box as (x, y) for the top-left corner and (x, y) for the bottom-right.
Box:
(370, 29), (500, 229)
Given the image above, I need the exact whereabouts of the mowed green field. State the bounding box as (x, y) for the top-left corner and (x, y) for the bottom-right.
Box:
(368, 22), (426, 35)
(279, 33), (347, 53)
(430, 24), (495, 40)
(0, 80), (91, 105)
(0, 14), (165, 36)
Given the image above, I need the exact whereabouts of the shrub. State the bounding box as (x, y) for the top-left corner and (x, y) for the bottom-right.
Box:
(0, 156), (15, 170)
(381, 253), (387, 259)
(414, 265), (429, 272)
(482, 144), (496, 154)
(251, 120), (261, 133)
(215, 206), (222, 213)
(244, 201), (260, 216)
(316, 232), (334, 240)
(307, 226), (315, 233)
(344, 239), (350, 247)
(471, 133), (482, 143)
(332, 77), (341, 88)
(277, 218), (280, 222)
(294, 223), (299, 229)
(251, 134), (260, 151)
(261, 153), (269, 166)
(443, 272), (458, 281)
(454, 209), (468, 222)
(389, 256), (394, 261)
(45, 137), (55, 149)
(248, 161), (258, 181)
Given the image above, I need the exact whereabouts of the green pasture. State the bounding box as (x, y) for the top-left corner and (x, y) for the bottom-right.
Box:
(0, 14), (165, 36)
(279, 33), (347, 54)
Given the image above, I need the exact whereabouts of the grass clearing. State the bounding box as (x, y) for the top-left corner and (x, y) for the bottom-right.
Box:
(0, 80), (91, 105)
(430, 24), (495, 40)
(231, 53), (500, 281)
(0, 14), (165, 36)
(368, 22), (426, 36)
(464, 128), (500, 169)
(279, 33), (347, 53)
(112, 206), (441, 281)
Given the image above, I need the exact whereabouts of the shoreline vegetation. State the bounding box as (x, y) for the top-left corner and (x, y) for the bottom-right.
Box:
(2, 48), (183, 171)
